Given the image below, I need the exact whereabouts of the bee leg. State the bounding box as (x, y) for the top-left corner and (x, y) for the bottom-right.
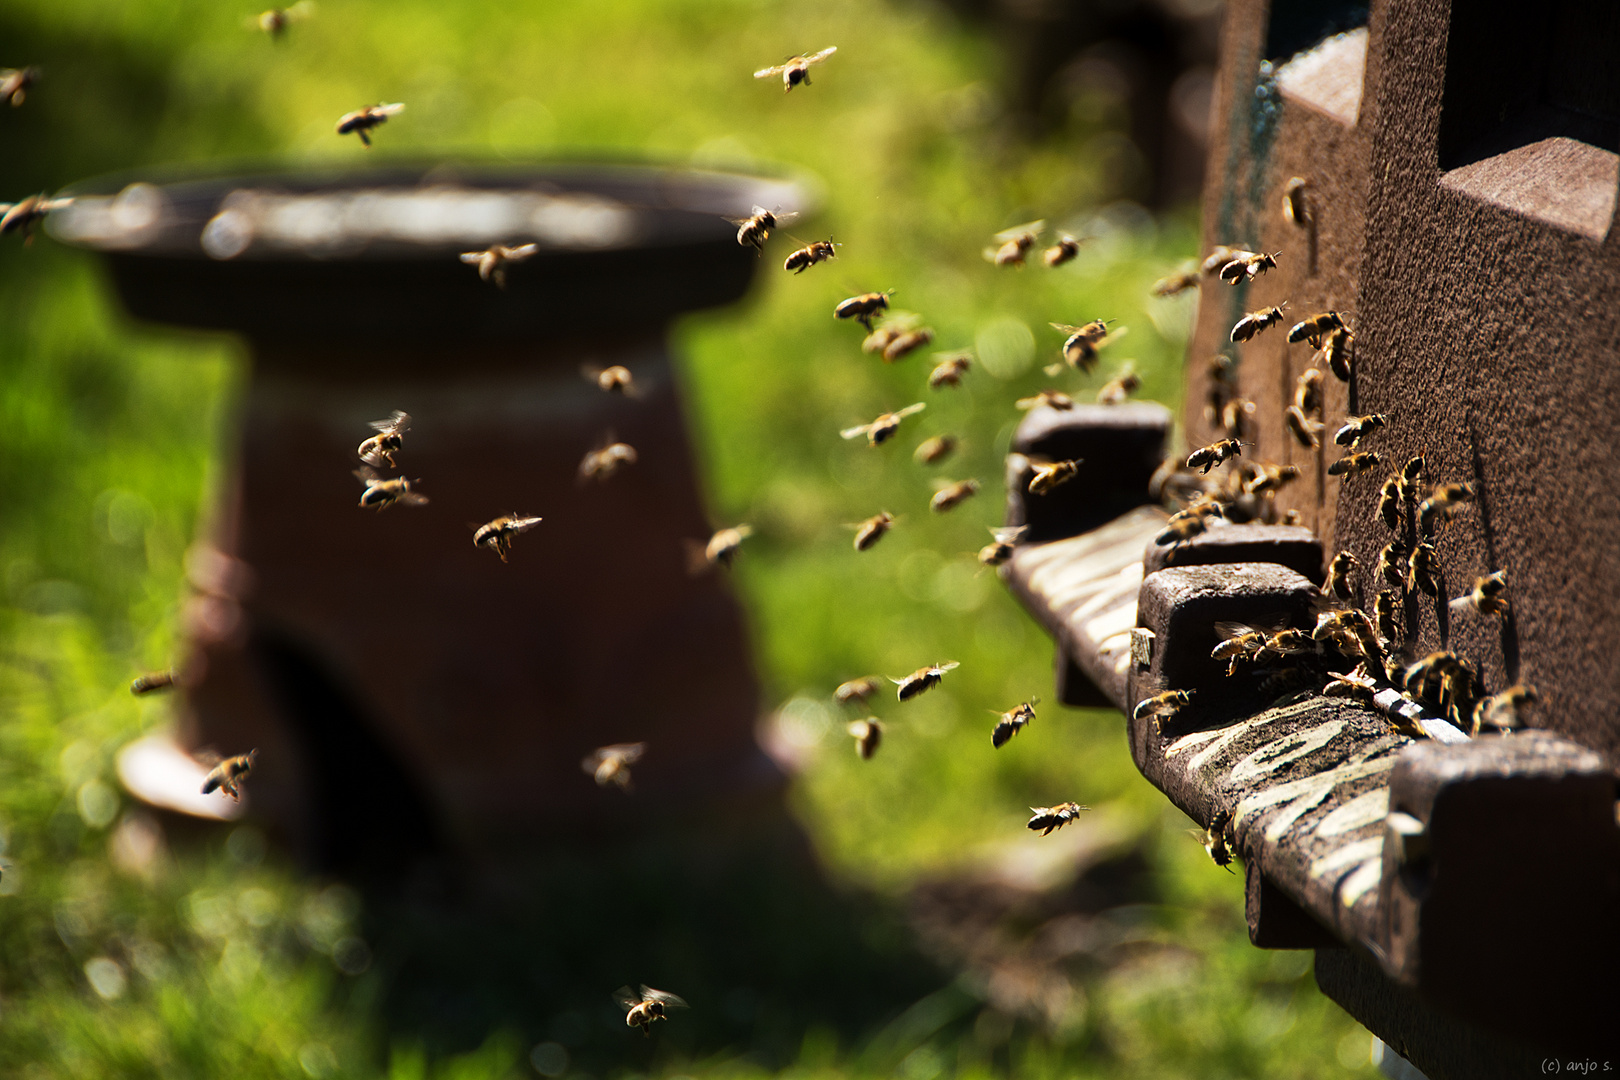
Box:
(358, 129), (371, 148)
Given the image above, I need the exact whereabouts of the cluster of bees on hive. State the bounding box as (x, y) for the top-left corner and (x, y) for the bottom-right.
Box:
(1134, 178), (1537, 864)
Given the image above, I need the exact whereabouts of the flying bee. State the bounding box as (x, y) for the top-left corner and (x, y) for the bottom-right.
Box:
(1201, 808), (1236, 870)
(753, 46), (837, 91)
(1408, 541), (1441, 596)
(1334, 414), (1388, 448)
(1473, 685), (1536, 734)
(1377, 541), (1408, 589)
(841, 402), (926, 446)
(1132, 689), (1192, 722)
(1419, 482), (1474, 536)
(130, 669), (177, 695)
(730, 205), (798, 252)
(928, 351), (973, 389)
(1151, 268), (1201, 297)
(1096, 363), (1140, 405)
(977, 525), (1028, 567)
(201, 749), (258, 801)
(914, 434), (958, 465)
(834, 675), (885, 706)
(1284, 405), (1323, 449)
(1026, 802), (1089, 835)
(850, 511), (895, 551)
(1294, 368), (1324, 416)
(1322, 327), (1353, 381)
(1217, 250), (1280, 285)
(892, 661), (959, 702)
(847, 718), (883, 759)
(1027, 458), (1081, 495)
(1287, 311), (1347, 348)
(1211, 618), (1282, 664)
(356, 410), (410, 467)
(1221, 397), (1256, 439)
(861, 322), (905, 355)
(834, 290), (893, 330)
(882, 328), (934, 363)
(471, 514), (543, 562)
(0, 66), (41, 107)
(1325, 551), (1360, 601)
(985, 220), (1044, 267)
(459, 243), (538, 288)
(335, 102), (404, 147)
(1200, 245), (1237, 277)
(583, 364), (638, 395)
(1398, 456), (1427, 505)
(1156, 509), (1215, 546)
(1328, 451), (1381, 478)
(0, 194), (74, 242)
(1449, 570), (1509, 617)
(615, 986), (688, 1036)
(354, 467), (428, 510)
(1048, 320), (1116, 373)
(1243, 463), (1299, 495)
(783, 237), (838, 274)
(1313, 609), (1382, 665)
(1186, 439), (1245, 473)
(930, 479), (979, 513)
(1378, 474), (1402, 528)
(583, 742), (646, 791)
(1282, 176), (1311, 227)
(687, 524), (752, 574)
(991, 698), (1037, 748)
(1015, 388), (1074, 412)
(252, 1), (314, 37)
(1044, 235), (1083, 267)
(1230, 304), (1287, 343)
(1374, 590), (1400, 639)
(578, 437), (638, 482)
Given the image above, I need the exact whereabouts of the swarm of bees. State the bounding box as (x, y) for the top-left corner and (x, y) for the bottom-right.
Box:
(335, 102), (404, 147)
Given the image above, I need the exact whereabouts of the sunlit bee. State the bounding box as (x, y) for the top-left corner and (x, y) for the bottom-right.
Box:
(1282, 176), (1311, 227)
(130, 669), (176, 696)
(1132, 688), (1192, 722)
(0, 194), (74, 242)
(1049, 320), (1115, 373)
(783, 237), (838, 274)
(729, 205), (798, 252)
(1378, 475), (1402, 529)
(1418, 482), (1474, 537)
(1335, 414), (1388, 448)
(1027, 458), (1081, 495)
(357, 410), (410, 468)
(1328, 451), (1381, 478)
(1322, 327), (1353, 381)
(985, 220), (1044, 267)
(992, 699), (1037, 748)
(1408, 541), (1441, 596)
(847, 718), (883, 759)
(1324, 551), (1360, 600)
(1203, 809), (1236, 870)
(1156, 507), (1218, 546)
(335, 102), (404, 147)
(977, 524), (1028, 567)
(1398, 456), (1426, 505)
(1217, 250), (1280, 285)
(891, 660), (959, 702)
(1312, 609), (1382, 666)
(0, 66), (41, 107)
(882, 328), (934, 363)
(851, 511), (895, 551)
(253, 1), (314, 37)
(1287, 311), (1347, 348)
(1374, 590), (1400, 639)
(1200, 245), (1237, 277)
(1015, 388), (1074, 412)
(1096, 363), (1140, 405)
(1186, 439), (1245, 473)
(914, 434), (958, 465)
(753, 46), (837, 92)
(472, 514), (543, 562)
(1378, 541), (1408, 589)
(1151, 269), (1201, 297)
(1230, 304), (1287, 343)
(1284, 404), (1322, 449)
(1212, 618), (1279, 663)
(201, 749), (258, 801)
(927, 351), (972, 389)
(1323, 666), (1379, 700)
(1221, 397), (1255, 439)
(1294, 369), (1324, 417)
(459, 243), (537, 288)
(930, 478), (979, 513)
(841, 402), (926, 447)
(861, 325), (902, 355)
(1026, 802), (1089, 835)
(834, 676), (885, 706)
(834, 290), (893, 330)
(584, 364), (637, 395)
(578, 439), (638, 482)
(583, 742), (645, 791)
(1449, 570), (1509, 618)
(1242, 463), (1299, 496)
(687, 524), (752, 573)
(354, 467), (428, 510)
(1473, 685), (1536, 734)
(616, 986), (688, 1036)
(1044, 235), (1083, 267)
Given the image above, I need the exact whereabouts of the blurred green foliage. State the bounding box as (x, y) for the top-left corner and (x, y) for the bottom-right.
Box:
(0, 0), (1377, 1076)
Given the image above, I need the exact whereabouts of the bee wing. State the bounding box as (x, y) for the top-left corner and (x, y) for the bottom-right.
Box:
(358, 449), (389, 468)
(376, 102), (406, 116)
(774, 210), (801, 227)
(893, 402), (927, 420)
(398, 491), (430, 506)
(603, 741), (646, 764)
(287, 0), (316, 18)
(804, 46), (838, 65)
(640, 986), (687, 1008)
(506, 243), (538, 259)
(754, 63), (790, 79)
(507, 516), (544, 534)
(840, 423), (872, 440)
(1213, 620), (1261, 640)
(352, 466), (381, 483)
(937, 661), (960, 672)
(981, 245), (1007, 263)
(369, 410), (409, 433)
(994, 220), (1045, 242)
(613, 986), (644, 1010)
(459, 251), (486, 264)
(1049, 323), (1083, 334)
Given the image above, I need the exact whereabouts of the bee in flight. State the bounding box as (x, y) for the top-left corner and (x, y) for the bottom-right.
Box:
(1133, 689), (1192, 722)
(1044, 235), (1083, 267)
(914, 434), (958, 465)
(578, 437), (638, 482)
(253, 2), (314, 37)
(1151, 267), (1201, 297)
(1472, 685), (1536, 734)
(1284, 404), (1322, 449)
(1230, 304), (1287, 343)
(1202, 808), (1235, 870)
(0, 66), (41, 107)
(841, 403), (926, 447)
(930, 479), (978, 513)
(357, 410), (410, 468)
(1186, 439), (1245, 473)
(892, 661), (959, 702)
(850, 511), (895, 551)
(130, 669), (177, 696)
(1282, 176), (1311, 227)
(1096, 362), (1140, 405)
(354, 467), (428, 510)
(615, 985), (688, 1036)
(1027, 457), (1081, 495)
(834, 290), (893, 330)
(1324, 551), (1360, 600)
(978, 524), (1028, 567)
(201, 749), (258, 801)
(729, 205), (797, 253)
(583, 742), (646, 792)
(687, 524), (752, 574)
(985, 220), (1045, 267)
(1335, 413), (1388, 447)
(459, 243), (538, 288)
(991, 698), (1037, 748)
(335, 102), (404, 147)
(1322, 327), (1354, 381)
(928, 351), (972, 389)
(834, 675), (885, 706)
(0, 193), (74, 243)
(472, 514), (543, 562)
(881, 327), (934, 363)
(1217, 250), (1280, 285)
(1027, 802), (1089, 835)
(1049, 319), (1115, 373)
(1015, 388), (1074, 412)
(753, 46), (837, 92)
(1287, 311), (1347, 347)
(583, 364), (638, 396)
(1294, 368), (1323, 416)
(1449, 570), (1508, 617)
(847, 718), (883, 759)
(1419, 482), (1474, 536)
(783, 237), (838, 274)
(1328, 451), (1381, 478)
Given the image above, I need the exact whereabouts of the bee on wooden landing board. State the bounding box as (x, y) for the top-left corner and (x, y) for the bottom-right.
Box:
(459, 243), (537, 288)
(991, 699), (1037, 748)
(1398, 456), (1427, 505)
(1374, 590), (1400, 639)
(783, 237), (839, 274)
(840, 403), (926, 446)
(1230, 304), (1287, 343)
(977, 525), (1028, 567)
(834, 675), (885, 706)
(1027, 802), (1089, 835)
(686, 525), (752, 574)
(335, 103), (404, 146)
(892, 661), (959, 701)
(615, 986), (688, 1035)
(1408, 542), (1441, 596)
(847, 718), (883, 759)
(583, 742), (646, 791)
(850, 511), (895, 551)
(930, 479), (979, 513)
(354, 467), (428, 510)
(985, 220), (1044, 267)
(472, 515), (543, 562)
(1473, 685), (1536, 734)
(357, 410), (410, 468)
(834, 290), (893, 330)
(1377, 541), (1408, 589)
(1202, 808), (1235, 870)
(201, 749), (258, 801)
(753, 46), (837, 91)
(1378, 474), (1403, 529)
